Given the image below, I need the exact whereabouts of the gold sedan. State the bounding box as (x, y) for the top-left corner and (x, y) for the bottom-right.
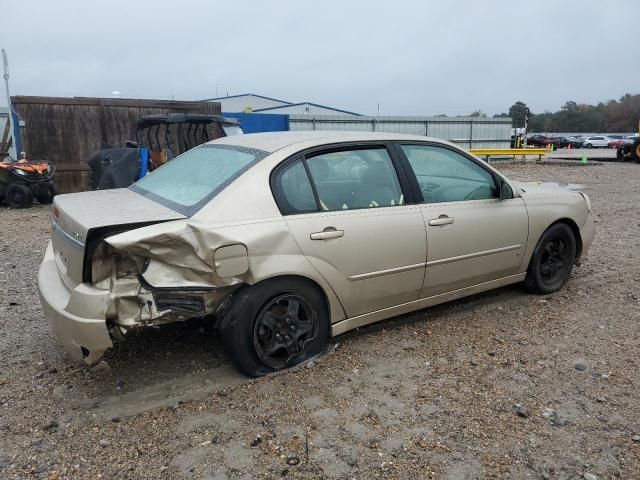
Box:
(39, 132), (595, 376)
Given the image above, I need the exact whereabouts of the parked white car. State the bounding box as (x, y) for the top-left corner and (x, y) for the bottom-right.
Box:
(582, 136), (611, 148)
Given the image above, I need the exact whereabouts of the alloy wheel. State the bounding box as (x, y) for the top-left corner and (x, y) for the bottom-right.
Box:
(253, 294), (319, 369)
(539, 237), (571, 287)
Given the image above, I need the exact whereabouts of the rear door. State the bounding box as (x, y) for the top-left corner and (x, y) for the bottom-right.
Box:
(272, 144), (427, 317)
(396, 143), (529, 297)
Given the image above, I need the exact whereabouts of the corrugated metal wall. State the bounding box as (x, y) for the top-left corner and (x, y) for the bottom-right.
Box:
(289, 115), (511, 148)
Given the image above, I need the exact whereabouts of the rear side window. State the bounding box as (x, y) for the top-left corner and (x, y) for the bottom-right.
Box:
(273, 146), (405, 214)
(273, 160), (317, 214)
(306, 148), (403, 211)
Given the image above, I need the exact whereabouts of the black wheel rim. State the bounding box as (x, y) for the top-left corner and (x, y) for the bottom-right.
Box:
(9, 189), (24, 204)
(539, 236), (571, 286)
(253, 294), (319, 369)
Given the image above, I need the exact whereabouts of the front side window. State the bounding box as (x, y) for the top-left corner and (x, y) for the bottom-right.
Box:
(306, 148), (404, 211)
(400, 144), (498, 203)
(132, 144), (266, 215)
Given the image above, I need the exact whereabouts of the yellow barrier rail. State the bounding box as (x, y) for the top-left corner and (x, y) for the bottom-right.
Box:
(469, 148), (548, 161)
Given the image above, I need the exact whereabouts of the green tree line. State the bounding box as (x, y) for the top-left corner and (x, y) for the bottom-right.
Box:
(494, 95), (640, 133)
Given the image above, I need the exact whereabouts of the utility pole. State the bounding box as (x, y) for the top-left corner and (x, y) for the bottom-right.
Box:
(2, 48), (13, 161)
(523, 107), (530, 148)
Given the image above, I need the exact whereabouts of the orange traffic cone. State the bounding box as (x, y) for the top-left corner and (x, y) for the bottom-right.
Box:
(568, 143), (572, 150)
(546, 144), (550, 152)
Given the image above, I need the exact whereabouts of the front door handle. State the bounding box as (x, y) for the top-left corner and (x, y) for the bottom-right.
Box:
(428, 216), (454, 226)
(310, 228), (344, 240)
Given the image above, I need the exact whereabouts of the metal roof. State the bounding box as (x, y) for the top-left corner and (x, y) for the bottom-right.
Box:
(200, 94), (361, 116)
(253, 102), (361, 116)
(200, 93), (293, 104)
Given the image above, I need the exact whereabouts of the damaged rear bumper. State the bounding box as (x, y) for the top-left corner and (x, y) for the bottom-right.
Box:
(39, 241), (239, 366)
(38, 242), (113, 366)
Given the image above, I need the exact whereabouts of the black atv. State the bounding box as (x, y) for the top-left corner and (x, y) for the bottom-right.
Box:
(87, 113), (242, 190)
(616, 136), (640, 163)
(0, 159), (57, 208)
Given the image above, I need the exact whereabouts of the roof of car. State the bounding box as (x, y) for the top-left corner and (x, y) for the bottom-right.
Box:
(209, 131), (450, 154)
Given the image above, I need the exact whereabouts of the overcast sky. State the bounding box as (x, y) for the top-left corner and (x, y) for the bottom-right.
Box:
(2, 0), (638, 116)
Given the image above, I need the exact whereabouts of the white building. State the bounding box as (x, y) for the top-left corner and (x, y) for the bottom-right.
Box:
(202, 93), (291, 112)
(254, 102), (360, 116)
(203, 93), (360, 116)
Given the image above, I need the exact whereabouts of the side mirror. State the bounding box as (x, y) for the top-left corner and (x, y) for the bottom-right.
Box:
(499, 180), (513, 200)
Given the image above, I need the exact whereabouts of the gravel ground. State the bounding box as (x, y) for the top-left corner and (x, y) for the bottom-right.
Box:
(1, 161), (639, 479)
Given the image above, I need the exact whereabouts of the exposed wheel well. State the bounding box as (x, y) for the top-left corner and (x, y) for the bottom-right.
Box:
(237, 274), (332, 318)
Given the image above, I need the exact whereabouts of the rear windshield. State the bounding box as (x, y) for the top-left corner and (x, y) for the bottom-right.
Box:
(131, 144), (267, 216)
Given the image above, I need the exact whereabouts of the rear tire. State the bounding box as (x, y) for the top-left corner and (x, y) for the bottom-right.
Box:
(6, 184), (33, 208)
(220, 277), (329, 377)
(525, 223), (577, 294)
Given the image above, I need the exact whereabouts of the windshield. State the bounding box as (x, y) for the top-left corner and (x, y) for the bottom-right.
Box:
(131, 144), (267, 216)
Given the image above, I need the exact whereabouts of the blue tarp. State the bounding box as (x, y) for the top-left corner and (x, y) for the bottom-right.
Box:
(223, 112), (289, 134)
(137, 147), (149, 180)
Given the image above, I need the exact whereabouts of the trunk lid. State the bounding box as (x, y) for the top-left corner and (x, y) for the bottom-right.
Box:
(51, 188), (186, 286)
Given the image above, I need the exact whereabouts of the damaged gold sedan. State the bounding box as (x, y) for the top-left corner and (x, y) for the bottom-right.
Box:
(38, 131), (595, 376)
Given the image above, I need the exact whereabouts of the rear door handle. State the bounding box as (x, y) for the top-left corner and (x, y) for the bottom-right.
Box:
(428, 216), (454, 226)
(310, 228), (344, 240)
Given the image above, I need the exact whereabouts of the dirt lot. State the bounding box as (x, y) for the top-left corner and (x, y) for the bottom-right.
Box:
(1, 161), (639, 479)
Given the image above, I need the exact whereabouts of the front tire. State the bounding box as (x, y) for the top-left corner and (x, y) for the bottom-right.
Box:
(6, 184), (33, 208)
(585, 143), (592, 149)
(220, 277), (329, 377)
(35, 183), (58, 204)
(525, 223), (577, 294)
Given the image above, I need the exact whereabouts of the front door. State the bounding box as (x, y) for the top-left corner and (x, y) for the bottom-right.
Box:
(272, 145), (427, 317)
(397, 143), (529, 297)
